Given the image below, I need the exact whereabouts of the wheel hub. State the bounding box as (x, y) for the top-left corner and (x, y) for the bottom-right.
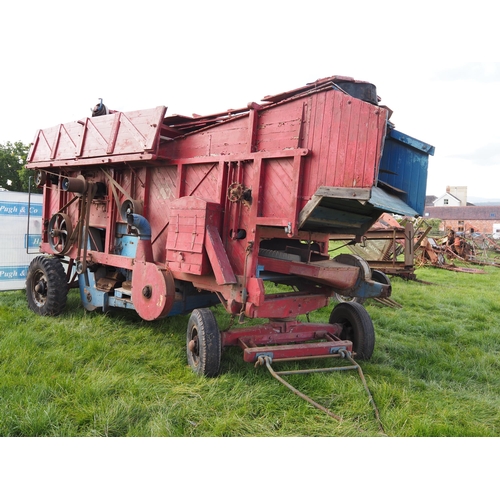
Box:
(188, 332), (200, 368)
(32, 271), (48, 307)
(34, 280), (47, 295)
(188, 334), (199, 357)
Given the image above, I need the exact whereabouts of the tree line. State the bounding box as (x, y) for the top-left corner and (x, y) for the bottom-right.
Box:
(0, 141), (32, 192)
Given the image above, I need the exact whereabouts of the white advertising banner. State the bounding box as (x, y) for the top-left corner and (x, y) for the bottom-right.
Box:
(0, 190), (43, 291)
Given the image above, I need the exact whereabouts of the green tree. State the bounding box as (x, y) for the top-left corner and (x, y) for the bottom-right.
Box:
(0, 141), (31, 192)
(425, 218), (444, 236)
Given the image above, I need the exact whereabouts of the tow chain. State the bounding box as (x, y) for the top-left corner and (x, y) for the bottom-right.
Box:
(255, 350), (386, 435)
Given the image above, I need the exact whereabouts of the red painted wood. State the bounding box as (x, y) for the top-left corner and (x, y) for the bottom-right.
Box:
(205, 225), (237, 285)
(245, 293), (331, 319)
(258, 256), (359, 289)
(30, 76), (392, 329)
(28, 107), (166, 163)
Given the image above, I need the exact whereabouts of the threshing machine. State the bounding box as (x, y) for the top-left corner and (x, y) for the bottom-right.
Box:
(25, 75), (434, 377)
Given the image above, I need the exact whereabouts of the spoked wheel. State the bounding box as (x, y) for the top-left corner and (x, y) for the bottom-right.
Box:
(26, 256), (68, 316)
(186, 308), (221, 377)
(333, 293), (365, 305)
(329, 302), (375, 360)
(48, 213), (73, 255)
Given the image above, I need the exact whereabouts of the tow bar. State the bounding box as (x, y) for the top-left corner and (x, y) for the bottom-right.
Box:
(255, 349), (386, 435)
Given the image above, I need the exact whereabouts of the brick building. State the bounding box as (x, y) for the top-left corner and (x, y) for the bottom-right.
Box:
(423, 205), (500, 235)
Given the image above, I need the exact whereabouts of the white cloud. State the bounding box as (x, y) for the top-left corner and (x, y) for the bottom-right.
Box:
(451, 143), (500, 166)
(434, 63), (500, 82)
(2, 2), (500, 200)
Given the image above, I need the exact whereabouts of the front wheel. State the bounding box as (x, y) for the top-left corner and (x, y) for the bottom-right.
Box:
(329, 302), (375, 360)
(186, 308), (221, 377)
(26, 256), (68, 316)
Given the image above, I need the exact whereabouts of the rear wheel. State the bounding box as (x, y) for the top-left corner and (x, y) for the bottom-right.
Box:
(372, 269), (390, 286)
(333, 293), (365, 305)
(186, 308), (221, 377)
(329, 302), (375, 360)
(26, 256), (68, 316)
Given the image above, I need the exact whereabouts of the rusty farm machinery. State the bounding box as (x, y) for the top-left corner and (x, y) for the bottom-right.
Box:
(24, 75), (434, 423)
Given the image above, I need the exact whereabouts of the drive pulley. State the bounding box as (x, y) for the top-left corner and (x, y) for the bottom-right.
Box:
(48, 212), (73, 255)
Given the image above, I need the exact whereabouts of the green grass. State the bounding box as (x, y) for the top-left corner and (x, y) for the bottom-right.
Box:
(1, 264), (499, 436)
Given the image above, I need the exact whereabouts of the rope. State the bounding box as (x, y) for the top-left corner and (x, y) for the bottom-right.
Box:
(256, 351), (386, 435)
(257, 355), (344, 422)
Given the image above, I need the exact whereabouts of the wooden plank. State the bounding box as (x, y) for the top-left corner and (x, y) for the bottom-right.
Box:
(343, 98), (361, 187)
(184, 162), (219, 200)
(107, 112), (121, 154)
(334, 93), (351, 186)
(314, 186), (371, 200)
(260, 157), (294, 219)
(354, 101), (370, 185)
(29, 107), (166, 163)
(75, 118), (87, 157)
(205, 225), (237, 285)
(324, 91), (339, 188)
(317, 89), (335, 189)
(258, 255), (359, 289)
(50, 124), (62, 160)
(298, 195), (323, 229)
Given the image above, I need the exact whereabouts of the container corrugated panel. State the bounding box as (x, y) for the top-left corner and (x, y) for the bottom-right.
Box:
(378, 129), (435, 216)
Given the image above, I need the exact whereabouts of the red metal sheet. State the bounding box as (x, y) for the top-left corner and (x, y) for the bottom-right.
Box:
(258, 256), (359, 289)
(131, 261), (175, 321)
(221, 320), (352, 362)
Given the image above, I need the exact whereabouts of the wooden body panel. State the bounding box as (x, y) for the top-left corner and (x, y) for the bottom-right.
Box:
(28, 107), (166, 164)
(28, 76), (428, 319)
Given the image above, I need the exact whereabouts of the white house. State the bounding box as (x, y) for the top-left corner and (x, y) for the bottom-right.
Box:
(432, 186), (468, 207)
(433, 192), (462, 207)
(0, 190), (43, 291)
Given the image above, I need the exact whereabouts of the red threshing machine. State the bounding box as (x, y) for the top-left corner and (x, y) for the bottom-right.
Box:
(25, 76), (434, 377)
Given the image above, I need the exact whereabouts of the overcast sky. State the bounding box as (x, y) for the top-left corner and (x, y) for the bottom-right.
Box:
(2, 0), (499, 201)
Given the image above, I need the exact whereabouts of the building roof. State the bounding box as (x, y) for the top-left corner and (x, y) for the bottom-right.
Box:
(425, 195), (437, 206)
(424, 206), (500, 220)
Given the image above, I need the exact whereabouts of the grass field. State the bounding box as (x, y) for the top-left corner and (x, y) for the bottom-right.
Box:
(0, 264), (499, 437)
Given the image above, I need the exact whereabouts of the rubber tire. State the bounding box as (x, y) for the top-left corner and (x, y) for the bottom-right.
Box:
(26, 256), (68, 316)
(329, 302), (375, 360)
(186, 308), (221, 377)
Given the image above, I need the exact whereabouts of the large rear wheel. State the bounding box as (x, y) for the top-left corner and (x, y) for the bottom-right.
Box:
(329, 302), (375, 360)
(26, 256), (68, 316)
(333, 293), (365, 305)
(372, 269), (391, 287)
(186, 308), (221, 377)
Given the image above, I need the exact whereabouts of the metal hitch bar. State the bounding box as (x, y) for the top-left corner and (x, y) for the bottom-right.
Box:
(255, 349), (385, 435)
